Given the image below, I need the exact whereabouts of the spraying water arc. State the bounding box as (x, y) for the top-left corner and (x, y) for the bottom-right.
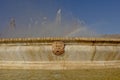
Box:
(55, 9), (61, 25)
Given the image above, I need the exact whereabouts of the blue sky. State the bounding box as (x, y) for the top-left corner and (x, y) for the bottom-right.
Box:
(0, 0), (120, 35)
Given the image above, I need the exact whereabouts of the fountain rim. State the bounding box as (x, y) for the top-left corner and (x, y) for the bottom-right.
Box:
(0, 37), (120, 43)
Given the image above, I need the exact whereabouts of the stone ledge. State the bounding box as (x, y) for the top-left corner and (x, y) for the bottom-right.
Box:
(0, 61), (120, 70)
(0, 37), (120, 43)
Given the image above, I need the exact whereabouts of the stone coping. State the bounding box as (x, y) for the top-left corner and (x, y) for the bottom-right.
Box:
(0, 37), (120, 43)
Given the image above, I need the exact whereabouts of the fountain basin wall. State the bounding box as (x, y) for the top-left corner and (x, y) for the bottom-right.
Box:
(0, 37), (120, 70)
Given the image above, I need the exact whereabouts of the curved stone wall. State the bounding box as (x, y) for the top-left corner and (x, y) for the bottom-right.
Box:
(0, 37), (120, 69)
(0, 45), (120, 61)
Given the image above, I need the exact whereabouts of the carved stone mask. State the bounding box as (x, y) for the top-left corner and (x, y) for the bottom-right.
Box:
(52, 41), (65, 55)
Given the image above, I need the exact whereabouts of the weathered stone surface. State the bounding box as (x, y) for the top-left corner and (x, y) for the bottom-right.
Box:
(0, 37), (120, 79)
(0, 45), (120, 61)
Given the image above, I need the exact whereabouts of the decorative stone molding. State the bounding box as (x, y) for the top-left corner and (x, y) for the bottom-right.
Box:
(52, 41), (65, 55)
